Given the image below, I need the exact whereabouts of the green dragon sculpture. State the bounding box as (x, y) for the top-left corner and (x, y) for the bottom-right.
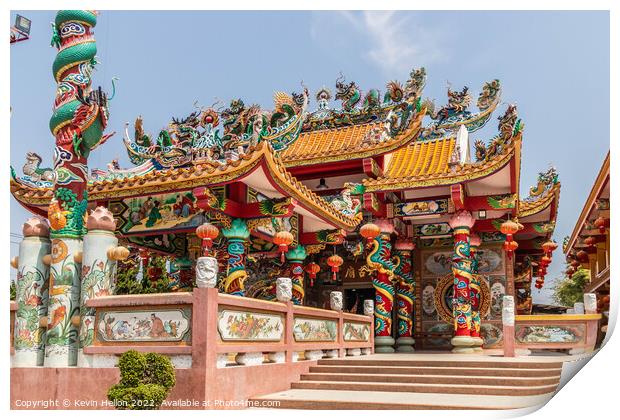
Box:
(48, 10), (114, 238)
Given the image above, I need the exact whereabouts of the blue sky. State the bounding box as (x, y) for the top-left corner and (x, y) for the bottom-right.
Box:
(10, 11), (609, 304)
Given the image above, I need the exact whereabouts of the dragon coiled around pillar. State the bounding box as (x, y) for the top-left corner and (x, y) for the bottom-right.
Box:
(393, 249), (415, 338)
(48, 10), (114, 238)
(469, 249), (481, 337)
(360, 234), (395, 335)
(452, 238), (473, 332)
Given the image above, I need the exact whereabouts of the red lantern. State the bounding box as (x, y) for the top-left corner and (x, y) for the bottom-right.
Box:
(360, 223), (381, 246)
(503, 240), (519, 258)
(594, 216), (607, 234)
(304, 262), (321, 287)
(576, 250), (589, 263)
(196, 223), (219, 256)
(566, 266), (575, 278)
(500, 219), (521, 241)
(273, 230), (294, 262)
(541, 240), (558, 255)
(540, 255), (552, 267)
(584, 236), (596, 247)
(535, 281), (544, 290)
(570, 259), (580, 269)
(327, 254), (344, 281)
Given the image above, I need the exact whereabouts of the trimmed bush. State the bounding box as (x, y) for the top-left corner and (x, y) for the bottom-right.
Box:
(108, 350), (176, 410)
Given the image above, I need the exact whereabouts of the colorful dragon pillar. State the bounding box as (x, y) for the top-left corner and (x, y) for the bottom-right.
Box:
(46, 10), (112, 367)
(221, 218), (250, 296)
(393, 239), (416, 353)
(286, 245), (307, 305)
(448, 210), (476, 353)
(469, 234), (484, 351)
(361, 219), (395, 353)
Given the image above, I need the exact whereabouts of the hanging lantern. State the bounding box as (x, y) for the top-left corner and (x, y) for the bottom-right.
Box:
(594, 216), (607, 234)
(196, 222), (219, 256)
(541, 240), (558, 256)
(534, 281), (544, 290)
(566, 266), (575, 278)
(576, 250), (589, 263)
(360, 223), (381, 246)
(584, 236), (596, 247)
(500, 219), (521, 241)
(540, 255), (552, 267)
(500, 219), (521, 259)
(273, 230), (294, 263)
(327, 254), (344, 280)
(304, 262), (321, 287)
(503, 240), (519, 257)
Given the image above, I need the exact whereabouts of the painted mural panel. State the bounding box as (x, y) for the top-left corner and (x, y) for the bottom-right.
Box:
(515, 325), (584, 344)
(489, 277), (506, 319)
(421, 246), (504, 278)
(421, 283), (436, 318)
(217, 310), (284, 341)
(293, 317), (337, 342)
(343, 322), (371, 342)
(246, 188), (299, 244)
(97, 309), (191, 342)
(416, 223), (451, 237)
(393, 199), (448, 217)
(481, 323), (503, 347)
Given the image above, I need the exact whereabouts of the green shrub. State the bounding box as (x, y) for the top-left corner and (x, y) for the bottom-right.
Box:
(108, 350), (176, 410)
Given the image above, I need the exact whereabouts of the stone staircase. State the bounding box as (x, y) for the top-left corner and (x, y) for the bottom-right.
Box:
(251, 354), (564, 410)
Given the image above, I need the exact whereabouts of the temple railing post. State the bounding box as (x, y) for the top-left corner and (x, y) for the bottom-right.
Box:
(502, 295), (516, 357)
(13, 217), (51, 367)
(77, 207), (128, 367)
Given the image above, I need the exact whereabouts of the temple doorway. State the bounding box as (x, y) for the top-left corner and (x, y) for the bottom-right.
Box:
(344, 287), (374, 315)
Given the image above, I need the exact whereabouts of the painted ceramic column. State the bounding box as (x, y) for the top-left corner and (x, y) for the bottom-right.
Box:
(13, 217), (51, 367)
(368, 219), (396, 353)
(469, 233), (483, 352)
(221, 218), (250, 296)
(46, 10), (112, 367)
(448, 210), (475, 353)
(394, 239), (415, 353)
(286, 245), (307, 305)
(78, 207), (128, 367)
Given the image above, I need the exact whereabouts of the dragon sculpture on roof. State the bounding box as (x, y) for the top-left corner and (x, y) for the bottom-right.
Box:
(473, 104), (522, 162)
(122, 87), (309, 168)
(420, 79), (501, 141)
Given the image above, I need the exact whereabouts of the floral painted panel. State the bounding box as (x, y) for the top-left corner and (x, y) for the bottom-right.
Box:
(217, 310), (284, 341)
(97, 309), (191, 342)
(293, 317), (337, 342)
(516, 325), (584, 344)
(343, 322), (371, 342)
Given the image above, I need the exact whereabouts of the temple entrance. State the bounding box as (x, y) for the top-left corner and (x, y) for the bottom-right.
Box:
(344, 287), (374, 315)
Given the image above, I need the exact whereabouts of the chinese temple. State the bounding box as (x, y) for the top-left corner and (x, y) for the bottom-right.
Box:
(9, 10), (565, 359)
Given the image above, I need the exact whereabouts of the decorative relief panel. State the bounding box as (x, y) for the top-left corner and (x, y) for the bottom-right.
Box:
(97, 309), (191, 343)
(217, 310), (284, 341)
(293, 317), (337, 342)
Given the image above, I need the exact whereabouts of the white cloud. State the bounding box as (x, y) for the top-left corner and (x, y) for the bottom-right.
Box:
(311, 11), (445, 75)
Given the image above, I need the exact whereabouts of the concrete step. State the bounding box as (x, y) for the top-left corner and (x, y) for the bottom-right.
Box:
(250, 389), (556, 410)
(317, 358), (563, 370)
(309, 365), (562, 377)
(291, 380), (559, 396)
(300, 372), (561, 387)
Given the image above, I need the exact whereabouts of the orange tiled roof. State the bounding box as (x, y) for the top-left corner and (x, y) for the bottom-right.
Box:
(363, 134), (521, 192)
(280, 109), (425, 167)
(383, 137), (455, 179)
(519, 182), (561, 218)
(10, 142), (362, 231)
